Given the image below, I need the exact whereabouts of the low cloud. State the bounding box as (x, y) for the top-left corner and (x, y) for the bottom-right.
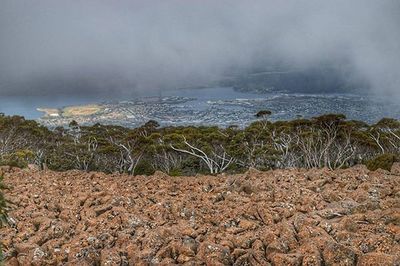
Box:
(0, 0), (399, 98)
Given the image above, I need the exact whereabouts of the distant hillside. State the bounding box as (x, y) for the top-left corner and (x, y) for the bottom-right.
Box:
(221, 66), (366, 94)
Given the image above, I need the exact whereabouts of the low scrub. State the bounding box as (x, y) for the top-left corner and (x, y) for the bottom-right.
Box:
(0, 175), (8, 263)
(365, 153), (398, 171)
(1, 114), (400, 174)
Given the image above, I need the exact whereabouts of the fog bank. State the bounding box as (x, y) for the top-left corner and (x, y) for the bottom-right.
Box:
(0, 0), (399, 97)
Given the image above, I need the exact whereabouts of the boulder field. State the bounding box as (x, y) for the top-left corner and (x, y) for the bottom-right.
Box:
(1, 165), (399, 265)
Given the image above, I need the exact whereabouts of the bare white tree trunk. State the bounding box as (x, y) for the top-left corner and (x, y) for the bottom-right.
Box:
(170, 137), (234, 174)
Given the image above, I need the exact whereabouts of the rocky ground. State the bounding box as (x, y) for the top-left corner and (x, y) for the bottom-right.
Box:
(0, 165), (399, 266)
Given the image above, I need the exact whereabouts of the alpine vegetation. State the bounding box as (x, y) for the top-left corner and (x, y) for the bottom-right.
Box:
(1, 114), (399, 174)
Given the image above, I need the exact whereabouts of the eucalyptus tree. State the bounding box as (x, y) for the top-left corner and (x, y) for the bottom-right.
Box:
(168, 127), (236, 174)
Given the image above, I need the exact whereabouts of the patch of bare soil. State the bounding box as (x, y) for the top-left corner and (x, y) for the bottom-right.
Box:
(1, 165), (399, 265)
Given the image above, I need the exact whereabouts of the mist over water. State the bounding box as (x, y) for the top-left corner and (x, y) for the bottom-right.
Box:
(0, 0), (399, 99)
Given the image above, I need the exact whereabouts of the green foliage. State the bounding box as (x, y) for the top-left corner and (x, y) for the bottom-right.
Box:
(0, 114), (400, 174)
(365, 153), (398, 171)
(134, 160), (155, 175)
(0, 175), (7, 227)
(168, 168), (182, 176)
(0, 175), (7, 263)
(0, 149), (34, 168)
(255, 110), (272, 118)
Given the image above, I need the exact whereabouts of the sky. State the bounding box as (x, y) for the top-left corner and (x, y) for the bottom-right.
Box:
(0, 0), (399, 98)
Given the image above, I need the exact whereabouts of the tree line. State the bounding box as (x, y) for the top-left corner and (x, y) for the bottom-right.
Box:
(0, 113), (399, 175)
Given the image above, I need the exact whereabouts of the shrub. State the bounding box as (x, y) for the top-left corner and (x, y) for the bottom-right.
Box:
(168, 168), (182, 176)
(134, 160), (155, 175)
(0, 175), (8, 263)
(0, 176), (7, 227)
(0, 149), (34, 169)
(365, 153), (398, 171)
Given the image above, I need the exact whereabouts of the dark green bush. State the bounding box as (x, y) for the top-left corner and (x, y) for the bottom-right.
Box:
(168, 168), (183, 176)
(0, 175), (8, 227)
(0, 175), (8, 263)
(365, 153), (398, 171)
(0, 150), (34, 169)
(134, 161), (155, 176)
(0, 159), (27, 169)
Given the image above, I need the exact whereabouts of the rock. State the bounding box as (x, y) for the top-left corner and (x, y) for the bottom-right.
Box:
(177, 254), (192, 263)
(266, 239), (290, 254)
(239, 219), (258, 230)
(391, 162), (400, 175)
(100, 249), (121, 265)
(246, 167), (263, 177)
(179, 236), (198, 256)
(299, 244), (322, 266)
(5, 257), (19, 266)
(197, 242), (233, 265)
(1, 166), (399, 265)
(33, 247), (46, 261)
(269, 253), (303, 266)
(15, 243), (38, 255)
(153, 170), (169, 178)
(94, 205), (113, 216)
(27, 164), (40, 171)
(357, 253), (400, 266)
(17, 254), (32, 266)
(322, 243), (357, 266)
